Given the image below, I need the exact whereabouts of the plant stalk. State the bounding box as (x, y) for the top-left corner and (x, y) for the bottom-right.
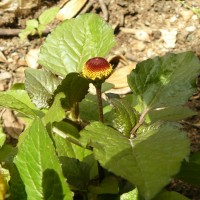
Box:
(95, 83), (105, 182)
(95, 84), (104, 123)
(70, 102), (80, 122)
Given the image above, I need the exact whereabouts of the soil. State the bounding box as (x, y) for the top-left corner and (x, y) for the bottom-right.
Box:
(0, 0), (200, 199)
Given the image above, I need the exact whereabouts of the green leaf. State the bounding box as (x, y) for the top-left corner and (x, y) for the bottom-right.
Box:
(26, 19), (39, 28)
(9, 164), (27, 200)
(53, 131), (90, 161)
(0, 89), (38, 118)
(189, 152), (200, 164)
(55, 73), (89, 109)
(38, 13), (115, 77)
(38, 7), (59, 25)
(43, 92), (66, 124)
(175, 152), (200, 186)
(25, 68), (61, 109)
(120, 188), (142, 200)
(153, 191), (190, 200)
(111, 99), (138, 137)
(42, 169), (66, 200)
(148, 106), (196, 123)
(0, 128), (6, 148)
(80, 122), (190, 200)
(102, 82), (114, 92)
(60, 157), (91, 190)
(53, 121), (80, 139)
(89, 176), (119, 194)
(127, 52), (200, 120)
(80, 94), (100, 121)
(19, 29), (33, 40)
(37, 24), (45, 37)
(0, 145), (17, 163)
(79, 94), (110, 122)
(14, 118), (73, 200)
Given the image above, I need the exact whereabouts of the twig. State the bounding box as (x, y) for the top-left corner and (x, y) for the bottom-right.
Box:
(130, 107), (150, 138)
(0, 28), (50, 37)
(80, 0), (94, 14)
(98, 0), (109, 21)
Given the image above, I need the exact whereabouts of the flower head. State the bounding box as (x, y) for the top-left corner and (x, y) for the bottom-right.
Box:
(82, 57), (112, 82)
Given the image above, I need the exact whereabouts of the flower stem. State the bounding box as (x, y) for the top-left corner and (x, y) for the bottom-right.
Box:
(70, 102), (80, 122)
(95, 84), (104, 123)
(95, 83), (105, 182)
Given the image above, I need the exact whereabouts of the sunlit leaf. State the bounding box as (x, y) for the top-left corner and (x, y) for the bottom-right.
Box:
(38, 13), (115, 76)
(80, 122), (190, 200)
(14, 118), (73, 200)
(127, 52), (200, 123)
(0, 89), (39, 118)
(25, 68), (61, 109)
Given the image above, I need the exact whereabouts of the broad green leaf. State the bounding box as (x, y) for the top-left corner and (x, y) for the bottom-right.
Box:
(80, 94), (100, 121)
(0, 89), (38, 118)
(60, 157), (91, 190)
(111, 99), (138, 137)
(189, 152), (200, 165)
(0, 128), (6, 148)
(153, 191), (190, 200)
(19, 28), (35, 40)
(175, 152), (200, 186)
(148, 106), (196, 123)
(79, 93), (110, 122)
(53, 132), (91, 161)
(38, 13), (115, 77)
(0, 145), (17, 163)
(80, 122), (190, 200)
(26, 19), (38, 28)
(39, 7), (59, 25)
(127, 52), (200, 119)
(120, 188), (141, 200)
(96, 194), (120, 200)
(89, 176), (119, 194)
(9, 164), (27, 200)
(42, 169), (66, 200)
(102, 82), (114, 92)
(55, 73), (89, 109)
(14, 118), (73, 200)
(43, 92), (65, 124)
(53, 121), (80, 139)
(25, 68), (61, 109)
(60, 154), (98, 191)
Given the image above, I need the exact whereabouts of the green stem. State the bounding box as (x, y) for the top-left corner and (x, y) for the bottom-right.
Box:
(70, 102), (80, 122)
(95, 83), (105, 182)
(95, 84), (104, 123)
(52, 126), (83, 148)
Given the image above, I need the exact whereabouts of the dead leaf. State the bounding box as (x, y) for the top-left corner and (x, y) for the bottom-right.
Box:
(0, 0), (18, 11)
(105, 87), (131, 95)
(25, 48), (40, 69)
(106, 63), (136, 88)
(56, 0), (88, 21)
(0, 51), (7, 63)
(2, 109), (24, 139)
(19, 0), (40, 9)
(0, 71), (12, 81)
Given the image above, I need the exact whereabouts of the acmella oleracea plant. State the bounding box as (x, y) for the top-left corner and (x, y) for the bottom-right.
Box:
(1, 13), (200, 200)
(82, 57), (113, 123)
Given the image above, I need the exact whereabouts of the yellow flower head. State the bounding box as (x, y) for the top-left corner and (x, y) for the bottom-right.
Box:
(82, 57), (112, 82)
